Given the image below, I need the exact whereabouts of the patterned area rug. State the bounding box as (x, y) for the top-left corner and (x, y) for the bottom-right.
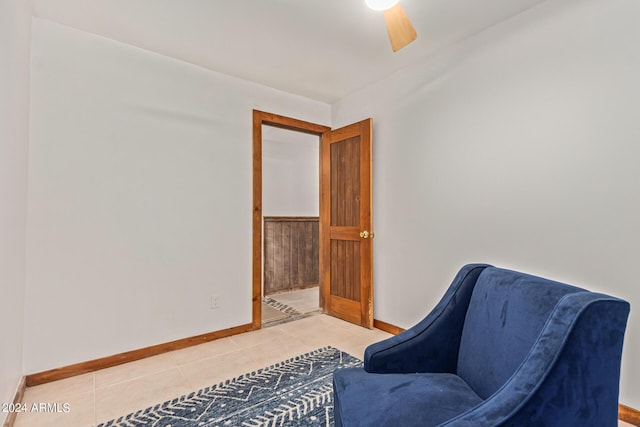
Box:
(97, 347), (361, 427)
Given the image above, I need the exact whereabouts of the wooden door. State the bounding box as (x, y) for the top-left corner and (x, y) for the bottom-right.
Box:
(320, 119), (373, 328)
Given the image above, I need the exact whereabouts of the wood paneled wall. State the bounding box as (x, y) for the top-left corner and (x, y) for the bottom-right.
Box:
(264, 217), (319, 295)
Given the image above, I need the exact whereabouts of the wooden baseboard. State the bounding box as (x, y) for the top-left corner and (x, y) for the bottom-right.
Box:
(620, 403), (640, 425)
(26, 323), (255, 386)
(2, 376), (26, 427)
(18, 316), (640, 426)
(373, 319), (405, 335)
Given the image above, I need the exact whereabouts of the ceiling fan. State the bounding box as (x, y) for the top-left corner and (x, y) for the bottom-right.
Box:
(365, 0), (417, 52)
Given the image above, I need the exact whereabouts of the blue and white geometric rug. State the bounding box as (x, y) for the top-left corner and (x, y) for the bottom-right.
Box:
(97, 346), (361, 427)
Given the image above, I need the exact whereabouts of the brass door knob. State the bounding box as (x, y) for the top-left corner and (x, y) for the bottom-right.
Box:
(360, 230), (375, 239)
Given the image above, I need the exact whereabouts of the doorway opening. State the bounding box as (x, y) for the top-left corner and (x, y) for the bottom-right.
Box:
(252, 111), (330, 329)
(262, 126), (321, 326)
(253, 111), (374, 330)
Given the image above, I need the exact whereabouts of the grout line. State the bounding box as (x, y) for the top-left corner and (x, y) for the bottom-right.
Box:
(174, 365), (194, 397)
(93, 353), (183, 391)
(175, 337), (245, 366)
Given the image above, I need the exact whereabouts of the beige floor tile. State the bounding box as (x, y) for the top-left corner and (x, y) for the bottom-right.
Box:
(20, 373), (94, 404)
(268, 287), (320, 314)
(245, 336), (319, 368)
(167, 336), (241, 365)
(283, 313), (352, 336)
(261, 303), (289, 323)
(276, 313), (329, 334)
(274, 314), (316, 332)
(227, 324), (289, 349)
(315, 313), (367, 330)
(177, 347), (258, 392)
(336, 342), (371, 360)
(283, 321), (356, 344)
(273, 315), (390, 360)
(14, 390), (94, 427)
(95, 367), (191, 425)
(94, 352), (178, 389)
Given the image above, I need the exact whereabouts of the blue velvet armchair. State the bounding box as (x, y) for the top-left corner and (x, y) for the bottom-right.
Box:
(333, 264), (630, 426)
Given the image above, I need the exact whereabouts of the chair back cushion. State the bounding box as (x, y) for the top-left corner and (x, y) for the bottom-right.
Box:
(456, 267), (582, 399)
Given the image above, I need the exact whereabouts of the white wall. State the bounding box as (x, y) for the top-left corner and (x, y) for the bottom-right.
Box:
(24, 18), (330, 373)
(0, 0), (31, 421)
(263, 128), (319, 217)
(333, 0), (640, 407)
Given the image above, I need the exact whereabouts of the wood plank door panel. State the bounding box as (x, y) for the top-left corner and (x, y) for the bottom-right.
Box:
(320, 119), (373, 328)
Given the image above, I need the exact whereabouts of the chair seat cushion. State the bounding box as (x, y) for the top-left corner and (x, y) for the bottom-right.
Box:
(333, 368), (483, 427)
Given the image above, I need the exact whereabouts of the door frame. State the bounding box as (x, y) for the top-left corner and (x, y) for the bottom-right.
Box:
(252, 110), (330, 329)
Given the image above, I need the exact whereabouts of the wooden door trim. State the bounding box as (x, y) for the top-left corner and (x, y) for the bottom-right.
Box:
(252, 110), (330, 329)
(359, 119), (374, 327)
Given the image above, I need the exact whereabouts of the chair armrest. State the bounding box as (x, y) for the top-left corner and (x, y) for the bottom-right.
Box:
(440, 293), (630, 427)
(365, 264), (489, 374)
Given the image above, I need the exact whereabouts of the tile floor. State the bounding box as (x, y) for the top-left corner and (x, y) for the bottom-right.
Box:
(13, 314), (391, 427)
(11, 311), (636, 427)
(262, 287), (321, 324)
(268, 287), (320, 314)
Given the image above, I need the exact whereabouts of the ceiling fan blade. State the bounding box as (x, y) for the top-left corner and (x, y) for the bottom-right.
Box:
(383, 3), (417, 52)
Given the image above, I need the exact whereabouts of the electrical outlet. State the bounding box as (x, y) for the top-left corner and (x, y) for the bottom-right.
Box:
(211, 295), (220, 309)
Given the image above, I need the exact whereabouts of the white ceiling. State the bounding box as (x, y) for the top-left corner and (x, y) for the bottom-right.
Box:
(32, 0), (546, 103)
